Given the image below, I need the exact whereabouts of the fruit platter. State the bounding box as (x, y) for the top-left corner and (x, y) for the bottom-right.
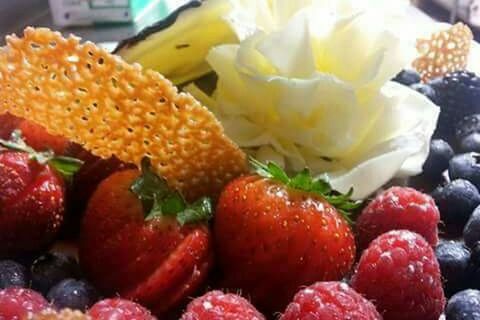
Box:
(2, 0), (480, 319)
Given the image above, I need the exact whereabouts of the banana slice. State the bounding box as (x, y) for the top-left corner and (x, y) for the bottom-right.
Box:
(115, 0), (238, 85)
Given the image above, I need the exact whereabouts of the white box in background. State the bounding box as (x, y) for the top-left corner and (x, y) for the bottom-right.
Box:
(49, 0), (133, 26)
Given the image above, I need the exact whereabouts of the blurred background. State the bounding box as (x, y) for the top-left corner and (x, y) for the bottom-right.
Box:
(0, 0), (479, 46)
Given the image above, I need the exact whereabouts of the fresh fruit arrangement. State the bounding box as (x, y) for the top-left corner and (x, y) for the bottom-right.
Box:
(3, 1), (480, 319)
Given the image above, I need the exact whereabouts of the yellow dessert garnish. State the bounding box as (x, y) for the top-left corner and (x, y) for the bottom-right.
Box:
(0, 27), (247, 200)
(413, 22), (473, 82)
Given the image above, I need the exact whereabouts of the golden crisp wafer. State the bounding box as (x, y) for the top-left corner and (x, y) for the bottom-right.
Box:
(413, 22), (473, 82)
(0, 27), (247, 200)
(29, 309), (90, 320)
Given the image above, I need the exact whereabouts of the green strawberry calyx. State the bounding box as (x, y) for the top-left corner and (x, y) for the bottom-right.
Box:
(130, 157), (213, 225)
(250, 157), (362, 223)
(0, 130), (84, 182)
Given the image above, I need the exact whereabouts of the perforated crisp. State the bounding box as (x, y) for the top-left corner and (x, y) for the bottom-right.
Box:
(413, 23), (473, 82)
(0, 28), (247, 200)
(30, 309), (90, 320)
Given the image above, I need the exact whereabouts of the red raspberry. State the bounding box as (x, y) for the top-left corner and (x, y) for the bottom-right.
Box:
(351, 230), (445, 320)
(356, 187), (439, 249)
(87, 298), (155, 320)
(0, 287), (49, 319)
(280, 282), (381, 320)
(180, 291), (265, 320)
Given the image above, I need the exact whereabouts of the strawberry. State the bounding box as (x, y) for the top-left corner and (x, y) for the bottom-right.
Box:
(280, 282), (382, 320)
(356, 186), (440, 250)
(180, 290), (265, 320)
(351, 230), (445, 320)
(61, 143), (135, 238)
(18, 120), (70, 155)
(0, 113), (22, 140)
(214, 159), (359, 313)
(0, 131), (82, 257)
(79, 158), (213, 316)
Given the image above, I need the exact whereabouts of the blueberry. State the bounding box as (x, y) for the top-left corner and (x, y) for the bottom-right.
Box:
(0, 260), (28, 289)
(423, 139), (454, 179)
(445, 289), (480, 320)
(464, 206), (480, 248)
(449, 153), (480, 190)
(456, 114), (480, 143)
(461, 133), (480, 153)
(47, 278), (99, 311)
(411, 83), (438, 103)
(469, 242), (480, 289)
(392, 69), (421, 86)
(435, 241), (471, 296)
(30, 252), (81, 296)
(432, 179), (480, 235)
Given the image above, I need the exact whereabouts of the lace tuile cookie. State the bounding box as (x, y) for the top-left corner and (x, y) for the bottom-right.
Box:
(29, 309), (91, 320)
(0, 27), (247, 200)
(413, 22), (473, 82)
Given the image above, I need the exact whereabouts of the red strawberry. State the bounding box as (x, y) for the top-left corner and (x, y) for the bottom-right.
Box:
(280, 282), (382, 320)
(180, 290), (265, 320)
(0, 113), (22, 139)
(0, 132), (81, 257)
(61, 143), (135, 238)
(0, 287), (49, 319)
(214, 160), (359, 313)
(18, 120), (69, 155)
(356, 187), (440, 249)
(88, 298), (155, 320)
(79, 159), (213, 316)
(351, 230), (445, 320)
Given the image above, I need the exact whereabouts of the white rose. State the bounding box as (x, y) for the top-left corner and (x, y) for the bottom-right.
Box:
(187, 0), (439, 199)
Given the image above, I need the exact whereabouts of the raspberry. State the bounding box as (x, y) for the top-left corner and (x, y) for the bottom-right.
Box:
(351, 230), (445, 320)
(356, 187), (439, 249)
(0, 287), (49, 320)
(87, 298), (155, 320)
(280, 282), (381, 320)
(180, 291), (265, 320)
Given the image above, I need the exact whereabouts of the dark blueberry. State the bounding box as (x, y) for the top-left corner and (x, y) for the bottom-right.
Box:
(456, 114), (480, 143)
(30, 252), (81, 296)
(392, 69), (421, 86)
(470, 242), (480, 290)
(0, 260), (28, 289)
(431, 179), (480, 235)
(434, 71), (480, 142)
(411, 83), (438, 103)
(423, 139), (454, 179)
(449, 153), (480, 190)
(464, 206), (480, 248)
(47, 278), (99, 311)
(445, 289), (480, 320)
(435, 241), (471, 296)
(460, 133), (480, 153)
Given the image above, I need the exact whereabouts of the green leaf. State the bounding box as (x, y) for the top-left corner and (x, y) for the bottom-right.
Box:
(48, 156), (84, 181)
(132, 157), (213, 225)
(289, 168), (312, 190)
(177, 197), (213, 226)
(249, 157), (362, 224)
(130, 157), (171, 211)
(0, 130), (83, 181)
